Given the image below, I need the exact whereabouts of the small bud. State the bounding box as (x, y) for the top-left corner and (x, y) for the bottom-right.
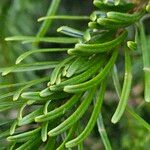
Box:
(146, 4), (150, 12)
(83, 30), (91, 42)
(127, 41), (137, 51)
(90, 12), (97, 21)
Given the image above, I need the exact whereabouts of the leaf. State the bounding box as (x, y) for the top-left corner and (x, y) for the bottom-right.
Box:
(10, 120), (18, 135)
(64, 49), (118, 93)
(112, 62), (150, 131)
(35, 94), (82, 122)
(68, 31), (127, 54)
(39, 88), (53, 97)
(0, 119), (14, 126)
(5, 36), (78, 44)
(15, 134), (41, 150)
(78, 142), (84, 150)
(50, 55), (104, 91)
(139, 23), (150, 102)
(0, 101), (25, 112)
(16, 48), (68, 64)
(0, 92), (15, 101)
(107, 11), (144, 23)
(93, 0), (135, 12)
(111, 49), (132, 123)
(7, 142), (16, 150)
(65, 81), (106, 148)
(17, 103), (27, 120)
(90, 11), (106, 22)
(1, 61), (59, 76)
(43, 100), (51, 115)
(112, 65), (121, 98)
(48, 88), (96, 136)
(13, 77), (49, 101)
(7, 127), (41, 141)
(97, 114), (112, 150)
(88, 22), (104, 29)
(18, 107), (43, 126)
(21, 91), (70, 101)
(37, 0), (61, 37)
(66, 57), (87, 78)
(0, 82), (27, 90)
(55, 73), (61, 84)
(41, 122), (49, 142)
(50, 56), (74, 85)
(97, 18), (130, 29)
(38, 15), (89, 22)
(0, 130), (10, 140)
(57, 26), (83, 38)
(44, 137), (56, 150)
(57, 123), (77, 150)
(126, 107), (150, 131)
(87, 30), (115, 44)
(21, 92), (47, 101)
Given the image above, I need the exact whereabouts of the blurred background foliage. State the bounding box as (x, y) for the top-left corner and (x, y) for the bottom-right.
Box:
(0, 0), (150, 149)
